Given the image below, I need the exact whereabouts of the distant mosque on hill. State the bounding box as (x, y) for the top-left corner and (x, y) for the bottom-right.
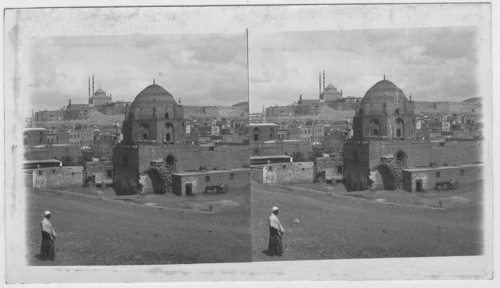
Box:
(88, 75), (112, 106)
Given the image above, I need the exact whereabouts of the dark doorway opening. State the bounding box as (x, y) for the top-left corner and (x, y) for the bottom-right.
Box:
(185, 183), (193, 196)
(416, 179), (423, 192)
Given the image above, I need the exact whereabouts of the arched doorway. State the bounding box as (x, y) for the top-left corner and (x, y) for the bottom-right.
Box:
(373, 165), (393, 190)
(140, 169), (163, 194)
(252, 149), (261, 156)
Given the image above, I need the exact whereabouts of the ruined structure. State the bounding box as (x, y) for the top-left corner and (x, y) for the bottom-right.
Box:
(112, 81), (249, 196)
(343, 77), (482, 192)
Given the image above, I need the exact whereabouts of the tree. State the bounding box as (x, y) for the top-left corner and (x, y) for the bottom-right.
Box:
(291, 151), (305, 162)
(60, 155), (75, 166)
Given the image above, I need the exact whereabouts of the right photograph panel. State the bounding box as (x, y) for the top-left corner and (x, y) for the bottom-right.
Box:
(249, 28), (485, 261)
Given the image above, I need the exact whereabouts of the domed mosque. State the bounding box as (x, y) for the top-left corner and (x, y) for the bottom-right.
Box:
(353, 76), (416, 140)
(343, 76), (482, 192)
(113, 80), (249, 197)
(122, 80), (186, 144)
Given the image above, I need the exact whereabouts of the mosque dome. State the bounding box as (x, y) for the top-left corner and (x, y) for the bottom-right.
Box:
(128, 82), (183, 120)
(358, 78), (414, 116)
(325, 83), (337, 90)
(93, 88), (108, 98)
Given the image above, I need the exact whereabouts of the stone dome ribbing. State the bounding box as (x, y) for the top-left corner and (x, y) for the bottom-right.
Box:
(358, 79), (414, 115)
(128, 83), (183, 119)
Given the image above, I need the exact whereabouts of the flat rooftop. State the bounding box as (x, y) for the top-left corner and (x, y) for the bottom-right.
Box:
(173, 168), (249, 176)
(404, 163), (483, 172)
(250, 155), (292, 159)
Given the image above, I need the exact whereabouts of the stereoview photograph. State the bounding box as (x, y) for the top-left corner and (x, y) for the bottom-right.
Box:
(3, 3), (494, 285)
(249, 27), (486, 261)
(20, 32), (251, 265)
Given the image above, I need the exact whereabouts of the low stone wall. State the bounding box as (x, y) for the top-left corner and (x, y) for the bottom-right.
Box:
(402, 164), (483, 192)
(171, 168), (250, 196)
(252, 162), (314, 184)
(28, 166), (84, 188)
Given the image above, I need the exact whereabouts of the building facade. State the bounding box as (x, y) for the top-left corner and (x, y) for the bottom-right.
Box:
(112, 81), (249, 196)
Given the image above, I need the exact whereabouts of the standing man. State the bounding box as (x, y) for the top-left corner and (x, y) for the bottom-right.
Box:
(40, 211), (57, 261)
(268, 206), (285, 256)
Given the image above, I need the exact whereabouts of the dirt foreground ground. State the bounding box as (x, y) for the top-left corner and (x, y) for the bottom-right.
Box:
(252, 181), (483, 261)
(26, 185), (252, 265)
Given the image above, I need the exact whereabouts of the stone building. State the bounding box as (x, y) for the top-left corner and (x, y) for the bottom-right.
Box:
(343, 77), (482, 192)
(112, 81), (249, 196)
(251, 162), (314, 184)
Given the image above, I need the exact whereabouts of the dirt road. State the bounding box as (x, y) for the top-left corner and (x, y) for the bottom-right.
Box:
(252, 182), (483, 261)
(26, 186), (252, 266)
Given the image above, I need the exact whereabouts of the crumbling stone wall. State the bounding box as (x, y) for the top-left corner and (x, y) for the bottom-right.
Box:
(253, 162), (314, 184)
(315, 156), (343, 181)
(29, 166), (84, 188)
(84, 160), (113, 186)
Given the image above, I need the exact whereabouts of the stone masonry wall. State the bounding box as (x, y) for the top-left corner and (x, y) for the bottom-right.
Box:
(171, 169), (250, 196)
(260, 162), (314, 184)
(402, 164), (483, 192)
(30, 166), (84, 188)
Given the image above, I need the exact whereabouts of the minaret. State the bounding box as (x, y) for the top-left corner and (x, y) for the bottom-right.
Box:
(262, 105), (266, 123)
(319, 72), (322, 95)
(92, 75), (95, 96)
(322, 70), (325, 92)
(88, 77), (91, 104)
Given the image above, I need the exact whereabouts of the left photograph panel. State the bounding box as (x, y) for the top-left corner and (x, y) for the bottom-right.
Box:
(5, 9), (251, 267)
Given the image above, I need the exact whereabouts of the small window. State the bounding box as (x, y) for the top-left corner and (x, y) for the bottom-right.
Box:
(206, 176), (210, 182)
(436, 171), (441, 178)
(38, 170), (42, 176)
(230, 173), (235, 180)
(165, 112), (169, 119)
(52, 169), (56, 173)
(268, 166), (273, 171)
(460, 170), (465, 176)
(337, 166), (343, 174)
(107, 170), (113, 178)
(142, 133), (149, 140)
(395, 108), (400, 115)
(302, 168), (305, 171)
(72, 172), (75, 176)
(282, 165), (286, 169)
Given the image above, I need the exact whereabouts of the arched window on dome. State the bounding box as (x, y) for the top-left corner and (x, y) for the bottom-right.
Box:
(165, 122), (174, 144)
(139, 123), (150, 140)
(253, 127), (260, 142)
(369, 118), (381, 136)
(395, 118), (404, 138)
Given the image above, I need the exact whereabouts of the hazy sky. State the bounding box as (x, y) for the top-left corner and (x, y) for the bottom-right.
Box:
(249, 27), (479, 113)
(25, 33), (248, 112)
